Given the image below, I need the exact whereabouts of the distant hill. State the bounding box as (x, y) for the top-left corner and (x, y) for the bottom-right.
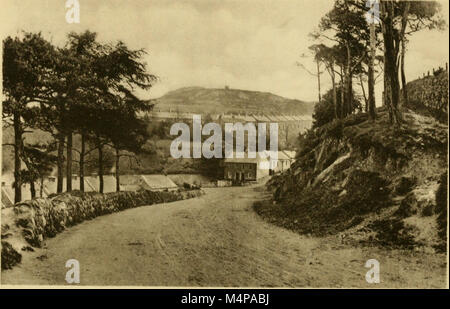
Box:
(149, 87), (315, 115)
(2, 87), (314, 177)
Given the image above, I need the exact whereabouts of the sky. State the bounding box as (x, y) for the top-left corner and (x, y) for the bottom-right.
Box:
(1, 0), (449, 104)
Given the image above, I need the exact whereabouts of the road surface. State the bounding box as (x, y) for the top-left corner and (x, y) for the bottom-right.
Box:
(1, 185), (447, 287)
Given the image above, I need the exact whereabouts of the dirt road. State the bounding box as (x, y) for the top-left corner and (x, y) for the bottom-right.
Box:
(1, 185), (447, 287)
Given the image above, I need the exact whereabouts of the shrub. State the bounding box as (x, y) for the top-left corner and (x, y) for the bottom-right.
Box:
(312, 88), (362, 129)
(435, 171), (447, 251)
(312, 93), (335, 128)
(255, 169), (392, 237)
(323, 119), (344, 140)
(1, 241), (22, 270)
(368, 219), (416, 249)
(341, 170), (391, 213)
(393, 176), (417, 195)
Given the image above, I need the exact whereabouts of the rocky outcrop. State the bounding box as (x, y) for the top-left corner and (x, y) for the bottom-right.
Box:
(259, 109), (447, 250)
(1, 189), (204, 270)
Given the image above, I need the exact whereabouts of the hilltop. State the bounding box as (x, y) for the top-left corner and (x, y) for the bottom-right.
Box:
(149, 87), (315, 115)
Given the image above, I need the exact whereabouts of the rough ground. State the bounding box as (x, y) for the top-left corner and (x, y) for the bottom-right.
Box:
(265, 109), (448, 251)
(1, 185), (447, 288)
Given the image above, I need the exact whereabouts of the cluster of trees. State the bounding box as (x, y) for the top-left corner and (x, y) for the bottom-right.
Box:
(312, 88), (361, 128)
(304, 0), (444, 126)
(3, 31), (157, 202)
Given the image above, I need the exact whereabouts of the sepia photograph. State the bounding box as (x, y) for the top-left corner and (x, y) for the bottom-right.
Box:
(0, 0), (449, 293)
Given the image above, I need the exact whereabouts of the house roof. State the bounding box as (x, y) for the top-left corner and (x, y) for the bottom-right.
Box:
(118, 174), (179, 191)
(178, 112), (196, 119)
(277, 115), (290, 121)
(1, 174), (15, 205)
(2, 186), (14, 207)
(223, 151), (270, 164)
(167, 174), (213, 186)
(282, 150), (296, 159)
(283, 115), (297, 121)
(239, 114), (257, 122)
(224, 150), (295, 167)
(0, 173), (181, 203)
(0, 182), (48, 204)
(297, 115), (313, 121)
(141, 175), (178, 190)
(263, 114), (277, 122)
(223, 157), (259, 164)
(150, 111), (180, 119)
(84, 175), (119, 193)
(252, 114), (271, 122)
(277, 152), (291, 160)
(43, 177), (96, 195)
(119, 175), (150, 191)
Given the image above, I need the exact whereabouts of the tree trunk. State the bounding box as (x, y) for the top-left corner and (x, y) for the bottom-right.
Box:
(331, 67), (338, 119)
(399, 2), (410, 107)
(368, 64), (376, 119)
(340, 67), (345, 118)
(342, 43), (351, 117)
(316, 60), (321, 103)
(368, 21), (376, 120)
(400, 38), (408, 105)
(384, 59), (393, 122)
(57, 133), (65, 193)
(115, 148), (120, 192)
(360, 75), (368, 112)
(343, 75), (350, 117)
(13, 111), (22, 203)
(381, 1), (403, 125)
(79, 132), (85, 192)
(386, 52), (401, 125)
(98, 142), (104, 194)
(66, 132), (73, 192)
(40, 177), (44, 198)
(342, 78), (347, 117)
(349, 71), (354, 113)
(285, 125), (289, 146)
(30, 181), (36, 199)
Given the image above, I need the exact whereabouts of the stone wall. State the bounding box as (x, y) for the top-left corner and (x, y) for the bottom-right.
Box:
(404, 68), (448, 122)
(1, 189), (203, 270)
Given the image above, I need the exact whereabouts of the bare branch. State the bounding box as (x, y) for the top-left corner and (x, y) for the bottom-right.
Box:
(296, 62), (324, 76)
